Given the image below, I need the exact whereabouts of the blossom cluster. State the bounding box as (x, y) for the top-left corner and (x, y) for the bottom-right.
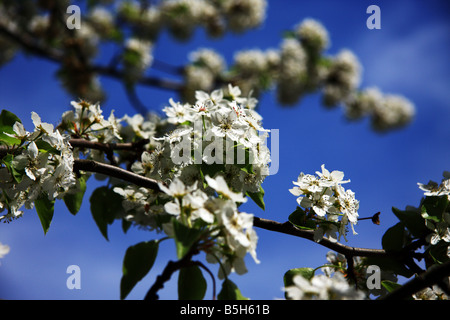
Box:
(112, 85), (270, 278)
(0, 0), (267, 103)
(289, 165), (359, 242)
(418, 172), (450, 248)
(418, 171), (450, 200)
(182, 18), (414, 132)
(0, 113), (77, 222)
(114, 174), (259, 278)
(157, 175), (259, 278)
(149, 84), (270, 189)
(118, 0), (267, 40)
(346, 87), (415, 132)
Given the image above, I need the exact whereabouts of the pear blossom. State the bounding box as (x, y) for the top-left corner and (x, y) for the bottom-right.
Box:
(205, 175), (247, 203)
(290, 165), (360, 241)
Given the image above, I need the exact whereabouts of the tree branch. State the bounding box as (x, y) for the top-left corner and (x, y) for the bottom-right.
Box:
(69, 138), (150, 152)
(382, 260), (450, 300)
(253, 217), (390, 258)
(0, 22), (183, 93)
(73, 159), (161, 191)
(0, 22), (62, 63)
(91, 65), (183, 92)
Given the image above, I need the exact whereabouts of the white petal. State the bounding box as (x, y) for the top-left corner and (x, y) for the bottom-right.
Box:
(31, 112), (41, 127)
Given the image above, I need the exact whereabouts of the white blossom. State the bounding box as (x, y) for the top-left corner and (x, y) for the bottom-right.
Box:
(285, 273), (365, 300)
(205, 175), (247, 203)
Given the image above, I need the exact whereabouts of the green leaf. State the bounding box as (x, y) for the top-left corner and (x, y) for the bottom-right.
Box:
(199, 163), (225, 182)
(246, 186), (265, 211)
(382, 222), (406, 252)
(421, 196), (448, 222)
(90, 186), (124, 241)
(392, 206), (429, 238)
(1, 153), (24, 183)
(120, 240), (159, 300)
(178, 265), (207, 300)
(0, 109), (21, 146)
(35, 195), (55, 235)
(381, 280), (402, 293)
(288, 207), (316, 230)
(122, 218), (132, 234)
(63, 176), (87, 215)
(426, 242), (450, 264)
(172, 218), (204, 259)
(35, 140), (59, 154)
(218, 279), (249, 300)
(283, 268), (315, 288)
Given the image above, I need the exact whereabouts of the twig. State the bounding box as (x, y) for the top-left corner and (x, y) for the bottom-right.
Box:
(73, 159), (161, 191)
(91, 65), (183, 92)
(124, 83), (151, 115)
(69, 138), (150, 152)
(144, 249), (199, 301)
(253, 217), (390, 258)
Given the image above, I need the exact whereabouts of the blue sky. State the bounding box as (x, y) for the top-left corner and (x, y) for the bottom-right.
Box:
(0, 0), (449, 300)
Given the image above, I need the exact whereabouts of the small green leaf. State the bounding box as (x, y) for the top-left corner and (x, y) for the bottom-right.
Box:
(90, 186), (124, 240)
(63, 176), (87, 215)
(246, 186), (265, 211)
(381, 280), (402, 293)
(35, 140), (59, 154)
(122, 218), (132, 234)
(283, 267), (315, 299)
(382, 222), (406, 252)
(1, 153), (24, 183)
(288, 207), (316, 230)
(283, 268), (315, 288)
(178, 265), (207, 300)
(35, 194), (55, 235)
(0, 109), (22, 146)
(120, 240), (159, 300)
(172, 218), (204, 259)
(218, 279), (249, 300)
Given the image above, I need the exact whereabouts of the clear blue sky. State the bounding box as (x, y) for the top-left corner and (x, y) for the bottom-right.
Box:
(0, 0), (449, 299)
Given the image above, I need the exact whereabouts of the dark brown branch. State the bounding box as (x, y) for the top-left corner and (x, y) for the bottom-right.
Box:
(0, 23), (183, 93)
(253, 217), (390, 258)
(144, 249), (199, 300)
(91, 65), (183, 92)
(383, 260), (450, 300)
(69, 138), (150, 152)
(73, 159), (161, 191)
(124, 83), (151, 115)
(0, 22), (62, 63)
